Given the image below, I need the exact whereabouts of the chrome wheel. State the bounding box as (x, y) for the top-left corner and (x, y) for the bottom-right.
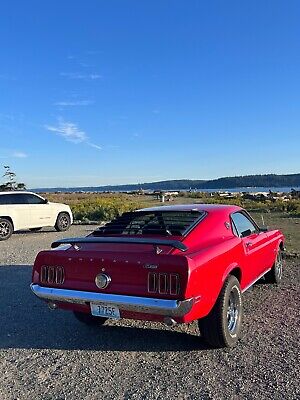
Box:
(59, 215), (69, 229)
(55, 213), (71, 232)
(198, 275), (243, 348)
(264, 247), (284, 284)
(275, 250), (283, 280)
(227, 286), (240, 334)
(0, 221), (10, 238)
(0, 218), (13, 240)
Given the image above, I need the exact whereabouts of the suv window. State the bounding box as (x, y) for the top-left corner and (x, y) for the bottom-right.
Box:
(231, 212), (257, 238)
(0, 193), (45, 205)
(0, 194), (13, 205)
(0, 194), (28, 204)
(23, 194), (45, 204)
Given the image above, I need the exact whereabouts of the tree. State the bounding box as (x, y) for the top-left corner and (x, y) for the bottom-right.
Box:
(0, 166), (26, 191)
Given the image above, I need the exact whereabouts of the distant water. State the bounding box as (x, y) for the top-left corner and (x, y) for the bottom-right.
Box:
(94, 186), (299, 193)
(193, 187), (300, 193)
(36, 186), (300, 194)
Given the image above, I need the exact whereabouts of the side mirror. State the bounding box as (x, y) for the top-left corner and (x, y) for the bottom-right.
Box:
(44, 198), (49, 204)
(241, 229), (252, 238)
(259, 226), (268, 232)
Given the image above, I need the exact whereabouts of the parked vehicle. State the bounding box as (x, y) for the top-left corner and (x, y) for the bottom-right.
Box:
(0, 191), (73, 240)
(31, 204), (284, 348)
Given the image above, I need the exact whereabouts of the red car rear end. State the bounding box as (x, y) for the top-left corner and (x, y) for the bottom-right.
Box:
(31, 204), (285, 348)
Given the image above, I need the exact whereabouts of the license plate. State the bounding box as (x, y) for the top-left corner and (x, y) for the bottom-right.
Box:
(90, 303), (120, 319)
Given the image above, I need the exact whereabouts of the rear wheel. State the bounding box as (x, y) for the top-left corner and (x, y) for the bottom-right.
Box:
(198, 275), (243, 348)
(55, 212), (71, 232)
(0, 218), (13, 241)
(73, 311), (107, 326)
(264, 248), (283, 284)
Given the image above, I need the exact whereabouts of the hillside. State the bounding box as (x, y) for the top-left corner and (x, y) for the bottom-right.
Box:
(33, 173), (300, 192)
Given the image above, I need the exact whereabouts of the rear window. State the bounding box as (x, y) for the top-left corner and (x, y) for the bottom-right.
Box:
(0, 195), (10, 205)
(0, 194), (27, 204)
(93, 210), (205, 236)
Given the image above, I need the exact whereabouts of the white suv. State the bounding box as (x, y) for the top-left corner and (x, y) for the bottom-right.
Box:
(0, 191), (73, 240)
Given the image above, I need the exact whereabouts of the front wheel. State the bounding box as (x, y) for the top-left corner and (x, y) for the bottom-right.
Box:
(198, 275), (243, 348)
(264, 248), (283, 284)
(0, 218), (14, 241)
(73, 311), (107, 326)
(55, 212), (71, 232)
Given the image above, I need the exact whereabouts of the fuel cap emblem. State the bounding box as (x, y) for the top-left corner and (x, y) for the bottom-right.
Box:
(95, 273), (111, 289)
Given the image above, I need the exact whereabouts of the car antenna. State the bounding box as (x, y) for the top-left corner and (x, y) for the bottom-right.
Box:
(261, 214), (265, 226)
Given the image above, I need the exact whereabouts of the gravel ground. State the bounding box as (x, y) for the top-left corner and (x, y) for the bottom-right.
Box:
(0, 226), (299, 400)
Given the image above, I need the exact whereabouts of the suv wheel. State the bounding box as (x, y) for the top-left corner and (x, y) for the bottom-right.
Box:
(0, 218), (14, 241)
(198, 275), (243, 348)
(55, 212), (71, 232)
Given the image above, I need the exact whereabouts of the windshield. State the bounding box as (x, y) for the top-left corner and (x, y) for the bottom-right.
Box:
(93, 210), (205, 237)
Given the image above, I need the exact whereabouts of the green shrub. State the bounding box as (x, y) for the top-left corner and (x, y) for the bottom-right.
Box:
(70, 197), (141, 222)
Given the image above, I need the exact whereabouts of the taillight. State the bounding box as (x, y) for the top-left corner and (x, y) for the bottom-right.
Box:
(40, 266), (65, 285)
(159, 273), (168, 294)
(170, 274), (180, 295)
(148, 272), (157, 293)
(148, 272), (180, 295)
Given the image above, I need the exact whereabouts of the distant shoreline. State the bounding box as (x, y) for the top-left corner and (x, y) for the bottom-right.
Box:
(33, 186), (300, 194)
(31, 173), (300, 193)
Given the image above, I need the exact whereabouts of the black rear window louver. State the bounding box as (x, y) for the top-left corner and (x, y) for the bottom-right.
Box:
(93, 210), (205, 237)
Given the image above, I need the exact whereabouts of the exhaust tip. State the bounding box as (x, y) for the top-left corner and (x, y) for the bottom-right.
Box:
(48, 301), (58, 310)
(164, 317), (177, 327)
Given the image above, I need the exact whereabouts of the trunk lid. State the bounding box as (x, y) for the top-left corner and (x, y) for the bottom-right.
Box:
(33, 246), (189, 299)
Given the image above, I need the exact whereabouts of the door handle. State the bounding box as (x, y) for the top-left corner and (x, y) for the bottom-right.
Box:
(246, 241), (253, 247)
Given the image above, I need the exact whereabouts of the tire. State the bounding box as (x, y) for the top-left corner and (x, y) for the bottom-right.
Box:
(0, 218), (14, 241)
(30, 227), (42, 232)
(55, 212), (71, 232)
(264, 248), (283, 284)
(73, 311), (107, 326)
(198, 275), (243, 348)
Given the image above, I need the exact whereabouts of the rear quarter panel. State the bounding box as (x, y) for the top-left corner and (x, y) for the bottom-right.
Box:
(182, 236), (244, 322)
(49, 203), (73, 226)
(0, 204), (27, 230)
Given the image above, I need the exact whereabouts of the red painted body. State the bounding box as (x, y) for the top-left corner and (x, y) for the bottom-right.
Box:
(32, 204), (284, 323)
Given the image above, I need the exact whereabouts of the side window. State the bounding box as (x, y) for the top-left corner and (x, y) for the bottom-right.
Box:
(8, 194), (28, 204)
(0, 195), (13, 205)
(24, 194), (45, 204)
(231, 212), (257, 238)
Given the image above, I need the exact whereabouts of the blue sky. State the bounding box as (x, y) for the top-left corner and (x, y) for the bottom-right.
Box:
(0, 0), (299, 188)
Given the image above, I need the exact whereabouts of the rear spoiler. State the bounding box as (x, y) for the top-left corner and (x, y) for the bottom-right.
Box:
(51, 237), (188, 252)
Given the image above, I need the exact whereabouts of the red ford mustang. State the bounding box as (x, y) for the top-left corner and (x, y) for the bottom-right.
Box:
(31, 204), (285, 348)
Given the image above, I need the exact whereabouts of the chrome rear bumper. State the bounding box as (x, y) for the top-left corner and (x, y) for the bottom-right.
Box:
(30, 284), (194, 317)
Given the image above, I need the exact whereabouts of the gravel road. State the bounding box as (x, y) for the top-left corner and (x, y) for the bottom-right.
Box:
(0, 226), (299, 400)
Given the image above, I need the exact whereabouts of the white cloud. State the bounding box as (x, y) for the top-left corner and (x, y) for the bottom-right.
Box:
(45, 118), (101, 150)
(60, 72), (102, 80)
(0, 150), (28, 159)
(87, 142), (102, 150)
(13, 151), (28, 158)
(45, 119), (87, 144)
(54, 100), (94, 106)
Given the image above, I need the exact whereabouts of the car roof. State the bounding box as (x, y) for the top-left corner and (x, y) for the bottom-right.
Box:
(0, 191), (40, 196)
(139, 203), (242, 214)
